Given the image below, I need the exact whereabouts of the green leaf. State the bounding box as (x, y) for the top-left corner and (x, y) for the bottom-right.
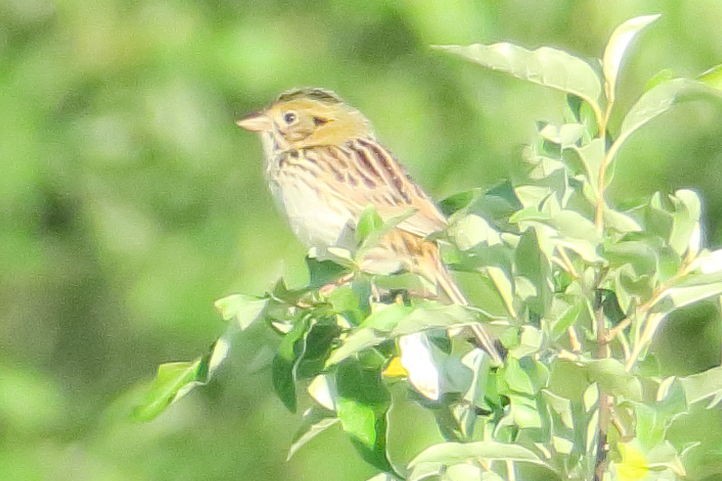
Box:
(357, 207), (416, 253)
(616, 78), (722, 156)
(440, 182), (523, 222)
(602, 14), (660, 102)
(214, 294), (269, 330)
(616, 264), (655, 302)
(133, 337), (229, 421)
(605, 239), (658, 275)
(644, 68), (677, 91)
(656, 281), (722, 313)
(514, 229), (553, 315)
(435, 42), (602, 113)
(327, 303), (491, 367)
(365, 474), (401, 481)
(326, 328), (386, 367)
(542, 389), (574, 429)
(483, 181), (525, 222)
(550, 210), (601, 244)
(656, 376), (687, 416)
(484, 265), (516, 318)
(460, 348), (491, 409)
(372, 272), (436, 296)
(408, 440), (549, 468)
(502, 356), (550, 395)
(391, 303), (482, 336)
(306, 255), (351, 288)
(585, 359), (642, 400)
(506, 393), (543, 429)
(668, 189), (701, 255)
(336, 360), (392, 472)
(538, 122), (585, 146)
(296, 321), (342, 379)
(631, 379), (687, 450)
(356, 205), (385, 245)
(680, 366), (722, 407)
(634, 403), (669, 450)
(509, 326), (544, 358)
(268, 278), (306, 306)
(614, 440), (685, 479)
(566, 94), (599, 137)
(272, 316), (310, 412)
(444, 464), (498, 481)
(308, 373), (336, 410)
(567, 138), (605, 197)
(440, 188), (480, 216)
(134, 362), (205, 421)
(509, 207), (551, 224)
(603, 207), (642, 233)
(548, 297), (585, 341)
(698, 64), (722, 89)
(362, 303), (414, 331)
(287, 407), (340, 460)
(645, 441), (687, 477)
(328, 285), (366, 325)
(584, 384), (599, 457)
(448, 214), (502, 251)
(408, 462), (444, 481)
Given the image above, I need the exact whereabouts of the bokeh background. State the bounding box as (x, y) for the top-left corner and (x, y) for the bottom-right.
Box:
(2, 1), (721, 480)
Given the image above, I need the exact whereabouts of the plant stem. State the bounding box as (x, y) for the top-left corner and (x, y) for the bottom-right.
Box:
(624, 257), (695, 370)
(557, 246), (580, 278)
(594, 394), (612, 481)
(593, 100), (617, 232)
(568, 326), (582, 352)
(593, 288), (612, 481)
(590, 94), (615, 479)
(625, 312), (665, 371)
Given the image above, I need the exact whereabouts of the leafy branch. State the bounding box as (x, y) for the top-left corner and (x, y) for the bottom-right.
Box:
(133, 14), (722, 481)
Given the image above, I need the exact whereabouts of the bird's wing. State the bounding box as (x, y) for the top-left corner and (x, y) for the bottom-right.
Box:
(306, 139), (448, 238)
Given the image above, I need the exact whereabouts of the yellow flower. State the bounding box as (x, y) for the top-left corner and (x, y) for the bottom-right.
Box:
(382, 355), (408, 378)
(615, 442), (649, 481)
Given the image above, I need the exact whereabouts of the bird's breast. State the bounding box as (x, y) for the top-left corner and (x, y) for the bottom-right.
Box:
(267, 151), (354, 248)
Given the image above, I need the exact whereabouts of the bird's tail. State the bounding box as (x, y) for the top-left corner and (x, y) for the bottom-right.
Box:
(423, 243), (504, 366)
(372, 229), (504, 365)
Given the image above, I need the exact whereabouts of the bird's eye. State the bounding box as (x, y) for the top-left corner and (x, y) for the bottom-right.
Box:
(283, 112), (297, 124)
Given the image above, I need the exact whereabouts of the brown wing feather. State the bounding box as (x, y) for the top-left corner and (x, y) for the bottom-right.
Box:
(304, 139), (448, 238)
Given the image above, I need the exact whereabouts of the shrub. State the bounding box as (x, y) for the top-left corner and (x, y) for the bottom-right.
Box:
(135, 15), (722, 481)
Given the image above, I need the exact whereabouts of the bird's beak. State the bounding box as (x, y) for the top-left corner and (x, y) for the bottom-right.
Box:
(236, 111), (273, 132)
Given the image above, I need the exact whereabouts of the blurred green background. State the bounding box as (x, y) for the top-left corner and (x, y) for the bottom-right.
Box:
(2, 1), (721, 480)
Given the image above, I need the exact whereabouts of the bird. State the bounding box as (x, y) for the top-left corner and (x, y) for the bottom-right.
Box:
(236, 87), (502, 365)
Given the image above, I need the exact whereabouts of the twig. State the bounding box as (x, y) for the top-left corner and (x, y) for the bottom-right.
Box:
(603, 317), (631, 344)
(558, 349), (583, 362)
(593, 99), (617, 232)
(557, 246), (580, 278)
(594, 285), (612, 481)
(594, 394), (611, 481)
(624, 254), (695, 371)
(625, 312), (666, 371)
(567, 326), (582, 352)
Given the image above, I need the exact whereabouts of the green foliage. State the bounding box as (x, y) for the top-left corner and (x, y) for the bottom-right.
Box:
(132, 338), (228, 421)
(132, 14), (722, 481)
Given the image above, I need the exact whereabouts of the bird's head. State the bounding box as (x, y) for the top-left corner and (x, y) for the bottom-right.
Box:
(236, 88), (373, 150)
